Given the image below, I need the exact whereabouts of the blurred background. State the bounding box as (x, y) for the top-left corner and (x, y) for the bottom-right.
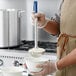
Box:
(0, 0), (60, 42)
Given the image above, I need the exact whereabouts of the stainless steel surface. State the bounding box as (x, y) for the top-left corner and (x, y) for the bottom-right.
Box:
(16, 40), (57, 53)
(0, 49), (56, 76)
(0, 49), (25, 67)
(0, 9), (9, 47)
(0, 9), (23, 48)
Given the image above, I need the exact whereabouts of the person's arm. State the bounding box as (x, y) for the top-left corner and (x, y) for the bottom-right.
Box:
(57, 48), (76, 70)
(32, 13), (60, 35)
(43, 20), (60, 35)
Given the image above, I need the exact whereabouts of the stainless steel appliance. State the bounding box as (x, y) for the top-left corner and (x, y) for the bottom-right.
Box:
(0, 40), (57, 76)
(0, 9), (23, 48)
(15, 40), (57, 53)
(0, 49), (57, 76)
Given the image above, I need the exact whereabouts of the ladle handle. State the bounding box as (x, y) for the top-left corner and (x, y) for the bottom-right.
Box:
(33, 0), (38, 13)
(35, 18), (38, 48)
(33, 0), (38, 48)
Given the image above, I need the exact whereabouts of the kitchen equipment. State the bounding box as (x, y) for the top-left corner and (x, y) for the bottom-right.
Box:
(25, 55), (49, 73)
(0, 49), (57, 76)
(1, 67), (24, 76)
(15, 40), (57, 53)
(0, 9), (23, 48)
(29, 0), (45, 57)
(0, 50), (26, 67)
(33, 0), (38, 48)
(0, 9), (9, 48)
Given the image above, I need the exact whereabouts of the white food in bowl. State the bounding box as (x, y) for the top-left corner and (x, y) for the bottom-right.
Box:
(28, 48), (45, 57)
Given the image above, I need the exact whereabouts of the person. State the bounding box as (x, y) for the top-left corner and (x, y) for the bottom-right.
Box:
(31, 0), (76, 76)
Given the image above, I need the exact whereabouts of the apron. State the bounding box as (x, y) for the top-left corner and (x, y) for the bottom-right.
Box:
(56, 0), (76, 76)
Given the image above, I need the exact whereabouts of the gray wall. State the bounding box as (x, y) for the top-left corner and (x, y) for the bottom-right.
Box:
(0, 0), (60, 42)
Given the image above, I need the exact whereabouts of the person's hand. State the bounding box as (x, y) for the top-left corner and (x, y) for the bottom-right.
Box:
(31, 61), (57, 76)
(32, 12), (48, 28)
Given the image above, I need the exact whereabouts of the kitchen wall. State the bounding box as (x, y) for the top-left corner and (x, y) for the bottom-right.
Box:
(0, 0), (61, 42)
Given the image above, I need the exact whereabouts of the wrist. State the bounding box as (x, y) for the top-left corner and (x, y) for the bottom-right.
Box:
(49, 61), (58, 74)
(55, 61), (59, 71)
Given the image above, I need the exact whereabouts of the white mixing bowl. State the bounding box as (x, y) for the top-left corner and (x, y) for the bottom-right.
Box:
(25, 56), (49, 72)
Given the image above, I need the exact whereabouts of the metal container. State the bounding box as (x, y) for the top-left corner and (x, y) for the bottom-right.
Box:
(0, 9), (22, 48)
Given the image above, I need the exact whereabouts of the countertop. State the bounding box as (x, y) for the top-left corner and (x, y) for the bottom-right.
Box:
(0, 49), (57, 76)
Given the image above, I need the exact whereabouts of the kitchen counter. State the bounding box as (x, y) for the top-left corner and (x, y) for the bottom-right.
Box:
(0, 71), (55, 76)
(0, 49), (57, 76)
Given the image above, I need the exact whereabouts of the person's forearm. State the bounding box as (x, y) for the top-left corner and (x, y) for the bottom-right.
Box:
(43, 20), (60, 35)
(57, 48), (76, 70)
